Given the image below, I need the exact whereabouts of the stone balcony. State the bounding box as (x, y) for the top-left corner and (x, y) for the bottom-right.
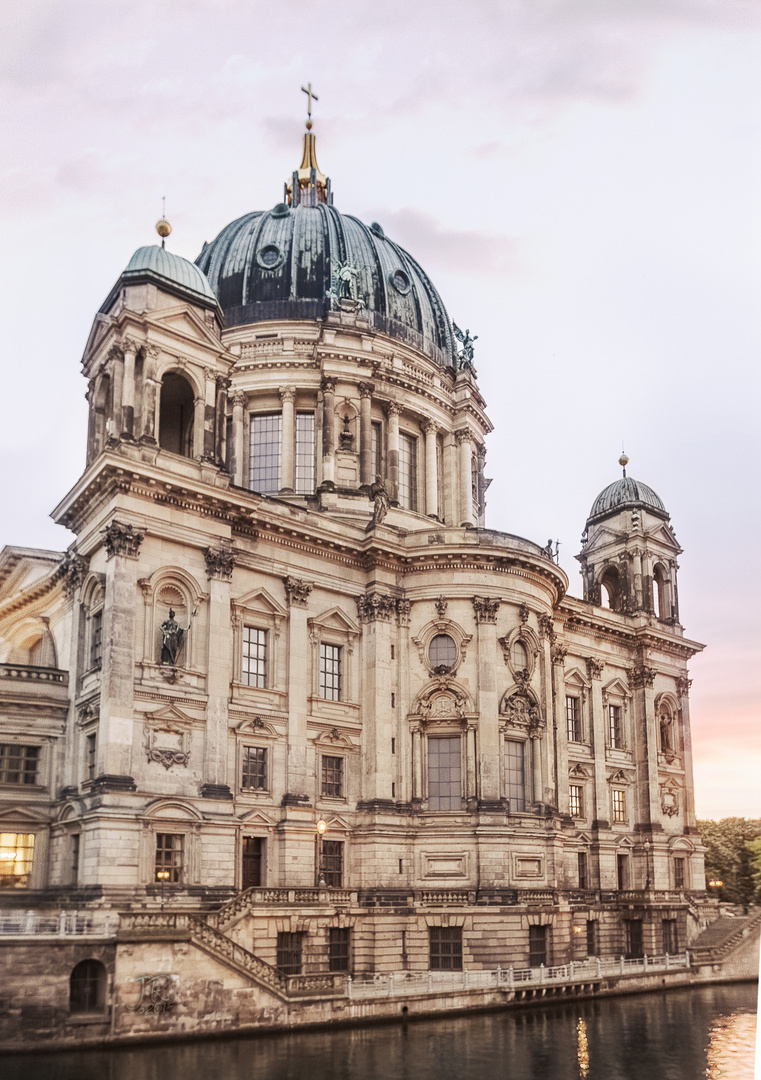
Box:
(0, 663), (69, 707)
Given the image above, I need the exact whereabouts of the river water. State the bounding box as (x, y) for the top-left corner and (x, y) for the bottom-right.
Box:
(6, 983), (757, 1080)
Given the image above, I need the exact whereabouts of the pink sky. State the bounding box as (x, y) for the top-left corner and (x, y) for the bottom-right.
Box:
(0, 1), (758, 818)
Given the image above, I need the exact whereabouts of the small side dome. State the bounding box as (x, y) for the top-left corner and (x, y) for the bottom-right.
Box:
(100, 245), (218, 314)
(588, 476), (667, 521)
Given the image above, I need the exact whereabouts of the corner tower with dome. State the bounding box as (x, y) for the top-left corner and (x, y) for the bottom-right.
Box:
(0, 115), (714, 1044)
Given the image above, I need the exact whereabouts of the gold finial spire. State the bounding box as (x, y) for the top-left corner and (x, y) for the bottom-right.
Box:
(286, 84), (331, 207)
(619, 448), (629, 478)
(155, 196), (171, 248)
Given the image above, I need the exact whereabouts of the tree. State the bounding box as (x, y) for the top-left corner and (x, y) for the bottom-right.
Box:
(697, 818), (761, 906)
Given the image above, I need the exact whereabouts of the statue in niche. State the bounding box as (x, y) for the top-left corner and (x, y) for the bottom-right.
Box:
(160, 609), (186, 666)
(369, 476), (390, 527)
(660, 711), (674, 753)
(339, 414), (354, 451)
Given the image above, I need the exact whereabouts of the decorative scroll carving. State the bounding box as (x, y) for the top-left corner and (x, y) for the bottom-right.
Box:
(320, 376), (336, 393)
(396, 599), (412, 626)
(538, 614), (556, 643)
(660, 785), (680, 817)
(629, 665), (657, 689)
(415, 678), (469, 724)
(204, 548), (235, 580)
(500, 691), (544, 736)
(586, 657), (604, 681)
(356, 592), (397, 622)
(62, 552), (89, 599)
(103, 521), (144, 560)
(551, 644), (568, 666)
(471, 596), (500, 624)
(283, 576), (313, 607)
(434, 596), (448, 618)
(514, 669), (531, 691)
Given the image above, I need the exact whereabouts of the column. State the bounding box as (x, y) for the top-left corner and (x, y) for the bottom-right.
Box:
(630, 664), (661, 827)
(230, 392), (246, 486)
(280, 388), (296, 493)
(676, 676), (698, 831)
(550, 643), (570, 815)
(283, 576), (313, 798)
(357, 593), (395, 803)
(424, 421), (439, 518)
(214, 375), (229, 467)
(587, 659), (608, 826)
(456, 428), (475, 527)
(386, 403), (401, 502)
(121, 339), (137, 438)
(201, 549), (235, 800)
(141, 346), (159, 443)
(97, 522), (144, 789)
(359, 382), (374, 488)
(632, 549), (644, 612)
(109, 345), (124, 437)
(472, 597), (500, 805)
(321, 376), (336, 487)
(202, 368), (216, 461)
(411, 725), (423, 805)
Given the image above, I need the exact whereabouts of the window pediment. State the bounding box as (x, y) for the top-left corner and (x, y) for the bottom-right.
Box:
(564, 666), (591, 690)
(235, 717), (278, 738)
(232, 587), (287, 623)
(308, 607), (359, 638)
(602, 677), (631, 701)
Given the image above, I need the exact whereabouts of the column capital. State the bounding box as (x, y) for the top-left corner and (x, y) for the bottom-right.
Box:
(102, 521), (144, 560)
(321, 375), (336, 393)
(280, 387), (296, 404)
(629, 664), (657, 689)
(454, 427), (472, 445)
(472, 596), (500, 623)
(551, 643), (569, 665)
(283, 576), (313, 607)
(385, 401), (403, 417)
(422, 419), (438, 435)
(586, 657), (604, 681)
(358, 382), (375, 399)
(120, 335), (141, 356)
(676, 675), (692, 698)
(204, 547), (235, 580)
(231, 391), (247, 409)
(62, 551), (89, 599)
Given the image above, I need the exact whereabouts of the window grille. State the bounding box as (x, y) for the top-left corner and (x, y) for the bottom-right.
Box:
(673, 857), (685, 889)
(242, 837), (264, 889)
(625, 919), (643, 959)
(0, 745), (39, 786)
(662, 918), (678, 954)
(329, 927), (351, 972)
(429, 926), (463, 971)
(529, 925), (548, 967)
(295, 412), (315, 494)
(612, 789), (626, 823)
(566, 696), (581, 742)
(155, 833), (184, 884)
(90, 611), (103, 668)
(505, 740), (526, 812)
(321, 756), (343, 798)
(398, 433), (418, 511)
(71, 834), (80, 886)
(428, 634), (457, 672)
(242, 627), (267, 687)
(319, 644), (342, 701)
(242, 747), (267, 791)
(617, 853), (629, 890)
(427, 737), (461, 811)
(250, 413), (282, 494)
(323, 840), (343, 887)
(69, 959), (106, 1013)
(86, 733), (97, 780)
(511, 639), (528, 672)
(276, 931), (303, 975)
(609, 705), (623, 748)
(569, 785), (583, 818)
(577, 851), (588, 889)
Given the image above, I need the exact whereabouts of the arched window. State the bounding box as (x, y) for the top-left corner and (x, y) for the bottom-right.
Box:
(69, 959), (106, 1013)
(511, 639), (529, 673)
(653, 564), (667, 619)
(159, 373), (195, 457)
(428, 634), (457, 673)
(600, 567), (620, 611)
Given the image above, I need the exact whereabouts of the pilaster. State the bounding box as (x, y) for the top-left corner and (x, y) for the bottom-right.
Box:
(472, 596), (500, 804)
(283, 575), (313, 801)
(358, 382), (374, 489)
(356, 591), (396, 803)
(201, 547), (235, 799)
(587, 657), (608, 827)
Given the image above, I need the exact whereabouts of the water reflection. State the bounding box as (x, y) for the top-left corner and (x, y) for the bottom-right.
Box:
(5, 983), (756, 1080)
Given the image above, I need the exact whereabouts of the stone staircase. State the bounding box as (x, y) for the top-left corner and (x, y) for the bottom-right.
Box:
(689, 907), (761, 964)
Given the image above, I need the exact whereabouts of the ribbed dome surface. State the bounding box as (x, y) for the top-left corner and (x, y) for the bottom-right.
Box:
(123, 245), (217, 302)
(588, 477), (666, 520)
(195, 204), (458, 368)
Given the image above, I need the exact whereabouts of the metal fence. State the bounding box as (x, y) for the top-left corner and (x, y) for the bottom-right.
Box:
(0, 910), (117, 936)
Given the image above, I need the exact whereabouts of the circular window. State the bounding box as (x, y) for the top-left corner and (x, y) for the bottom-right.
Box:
(429, 633), (457, 673)
(389, 269), (411, 295)
(257, 244), (283, 269)
(511, 639), (529, 672)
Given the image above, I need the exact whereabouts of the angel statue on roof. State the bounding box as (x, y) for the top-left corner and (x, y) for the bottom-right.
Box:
(453, 324), (478, 373)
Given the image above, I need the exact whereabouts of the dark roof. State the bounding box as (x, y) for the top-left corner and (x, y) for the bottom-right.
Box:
(195, 204), (458, 368)
(100, 245), (218, 313)
(588, 476), (667, 522)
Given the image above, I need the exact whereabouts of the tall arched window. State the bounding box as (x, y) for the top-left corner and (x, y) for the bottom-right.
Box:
(653, 564), (667, 620)
(159, 373), (195, 457)
(69, 959), (106, 1013)
(600, 567), (620, 611)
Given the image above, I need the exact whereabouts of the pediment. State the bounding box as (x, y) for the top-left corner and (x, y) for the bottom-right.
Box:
(238, 809), (275, 827)
(81, 312), (116, 367)
(644, 523), (681, 551)
(0, 805), (50, 824)
(603, 677), (631, 700)
(235, 717), (278, 738)
(146, 304), (226, 352)
(569, 764), (591, 779)
(321, 814), (352, 833)
(576, 831), (593, 845)
(608, 768), (632, 783)
(564, 666), (591, 689)
(143, 798), (203, 821)
(145, 703), (203, 729)
(232, 588), (287, 619)
(314, 727), (354, 748)
(616, 835), (634, 849)
(309, 607), (360, 636)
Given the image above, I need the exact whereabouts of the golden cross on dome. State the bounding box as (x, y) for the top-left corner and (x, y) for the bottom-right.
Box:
(301, 82), (319, 121)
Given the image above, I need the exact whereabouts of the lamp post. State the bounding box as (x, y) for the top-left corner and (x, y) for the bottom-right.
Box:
(316, 818), (327, 887)
(156, 869), (170, 912)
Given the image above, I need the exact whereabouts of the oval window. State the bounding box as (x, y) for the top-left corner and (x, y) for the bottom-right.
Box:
(390, 269), (411, 295)
(257, 244), (282, 269)
(429, 633), (457, 672)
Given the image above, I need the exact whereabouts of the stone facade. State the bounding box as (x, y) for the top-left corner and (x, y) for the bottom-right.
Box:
(0, 132), (713, 1043)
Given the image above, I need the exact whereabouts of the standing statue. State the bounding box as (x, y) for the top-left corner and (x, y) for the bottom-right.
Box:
(160, 609), (185, 666)
(453, 324), (478, 373)
(369, 477), (390, 527)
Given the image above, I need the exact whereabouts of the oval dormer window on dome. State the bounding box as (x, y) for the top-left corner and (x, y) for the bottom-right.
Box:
(257, 244), (284, 270)
(429, 633), (457, 674)
(390, 269), (411, 295)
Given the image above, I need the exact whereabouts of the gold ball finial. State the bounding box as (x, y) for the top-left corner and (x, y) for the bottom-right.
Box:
(619, 452), (629, 468)
(306, 118), (313, 131)
(156, 218), (172, 239)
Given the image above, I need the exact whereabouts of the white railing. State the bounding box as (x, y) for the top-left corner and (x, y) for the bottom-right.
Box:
(0, 910), (117, 937)
(346, 952), (690, 999)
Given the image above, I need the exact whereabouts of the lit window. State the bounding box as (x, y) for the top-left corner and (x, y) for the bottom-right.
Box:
(429, 633), (456, 672)
(241, 747), (267, 791)
(250, 413), (282, 494)
(427, 736), (461, 811)
(319, 644), (342, 701)
(429, 926), (462, 971)
(612, 790), (626, 823)
(242, 627), (267, 688)
(329, 927), (351, 972)
(321, 756), (344, 798)
(566, 696), (581, 742)
(398, 433), (418, 511)
(155, 833), (184, 884)
(609, 705), (623, 749)
(511, 639), (528, 672)
(295, 412), (315, 494)
(0, 833), (34, 888)
(323, 840), (343, 887)
(569, 785), (583, 818)
(506, 740), (526, 812)
(0, 745), (39, 786)
(90, 610), (103, 668)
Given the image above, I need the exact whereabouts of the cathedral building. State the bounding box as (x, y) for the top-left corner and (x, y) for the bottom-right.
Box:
(0, 116), (711, 1033)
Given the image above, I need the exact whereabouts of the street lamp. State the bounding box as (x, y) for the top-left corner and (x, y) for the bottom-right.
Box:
(156, 869), (170, 911)
(316, 818), (327, 887)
